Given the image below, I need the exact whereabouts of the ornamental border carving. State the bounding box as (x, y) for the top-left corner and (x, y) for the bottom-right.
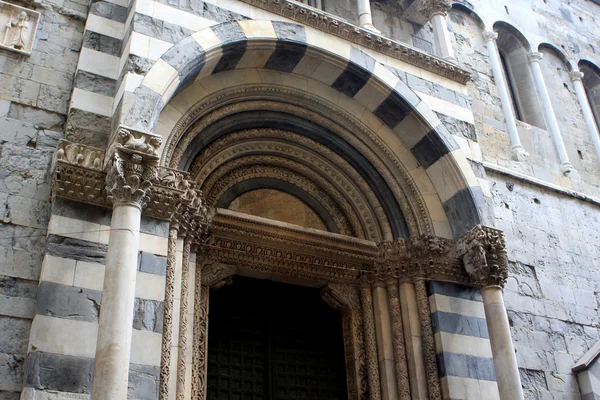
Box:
(163, 86), (433, 237)
(235, 0), (470, 83)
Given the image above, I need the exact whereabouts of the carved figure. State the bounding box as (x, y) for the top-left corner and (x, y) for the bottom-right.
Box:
(116, 128), (162, 156)
(3, 11), (28, 50)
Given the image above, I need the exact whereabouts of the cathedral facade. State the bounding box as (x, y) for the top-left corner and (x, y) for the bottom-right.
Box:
(0, 0), (599, 399)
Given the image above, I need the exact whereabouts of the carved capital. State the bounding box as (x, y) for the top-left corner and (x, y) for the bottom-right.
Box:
(569, 70), (584, 82)
(105, 151), (158, 209)
(404, 0), (452, 24)
(482, 30), (498, 42)
(527, 51), (543, 63)
(457, 225), (509, 288)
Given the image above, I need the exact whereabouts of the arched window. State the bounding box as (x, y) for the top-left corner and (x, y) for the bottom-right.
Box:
(494, 22), (546, 129)
(579, 60), (600, 130)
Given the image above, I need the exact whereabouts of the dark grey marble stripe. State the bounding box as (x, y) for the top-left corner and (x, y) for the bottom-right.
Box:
(45, 235), (108, 264)
(74, 70), (117, 97)
(590, 361), (600, 381)
(83, 30), (122, 57)
(24, 352), (160, 399)
(436, 112), (477, 142)
(582, 392), (600, 400)
(138, 252), (167, 276)
(373, 90), (411, 129)
(37, 281), (102, 323)
(411, 128), (457, 170)
(264, 42), (307, 73)
(431, 311), (489, 339)
(36, 281), (164, 332)
(437, 352), (496, 381)
(133, 14), (194, 46)
(212, 41), (247, 74)
(90, 0), (129, 23)
(443, 186), (484, 238)
(162, 35), (206, 86)
(332, 48), (374, 98)
(428, 281), (483, 302)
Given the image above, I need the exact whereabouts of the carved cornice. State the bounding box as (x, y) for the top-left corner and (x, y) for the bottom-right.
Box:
(457, 225), (509, 288)
(51, 138), (210, 229)
(404, 0), (453, 24)
(238, 0), (470, 84)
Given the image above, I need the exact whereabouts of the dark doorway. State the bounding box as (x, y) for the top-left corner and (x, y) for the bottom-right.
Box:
(207, 276), (348, 400)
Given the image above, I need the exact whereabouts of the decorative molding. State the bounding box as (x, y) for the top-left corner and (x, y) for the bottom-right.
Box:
(237, 0), (470, 83)
(159, 227), (179, 400)
(457, 225), (509, 288)
(415, 279), (442, 400)
(404, 0), (452, 24)
(0, 1), (40, 55)
(387, 280), (411, 400)
(359, 286), (382, 400)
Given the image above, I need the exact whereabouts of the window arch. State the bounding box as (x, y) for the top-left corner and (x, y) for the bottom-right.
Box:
(578, 60), (600, 131)
(493, 22), (546, 129)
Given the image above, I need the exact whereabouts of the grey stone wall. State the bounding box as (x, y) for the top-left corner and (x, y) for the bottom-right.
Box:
(0, 0), (86, 397)
(489, 170), (600, 399)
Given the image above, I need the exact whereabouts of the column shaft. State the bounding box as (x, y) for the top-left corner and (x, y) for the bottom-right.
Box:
(91, 205), (141, 400)
(398, 282), (428, 400)
(431, 12), (456, 62)
(387, 281), (411, 400)
(484, 31), (529, 161)
(191, 262), (210, 400)
(571, 71), (600, 162)
(159, 227), (178, 400)
(528, 52), (574, 174)
(414, 280), (441, 400)
(357, 0), (377, 31)
(373, 286), (399, 400)
(175, 237), (192, 400)
(481, 287), (524, 400)
(360, 286), (382, 400)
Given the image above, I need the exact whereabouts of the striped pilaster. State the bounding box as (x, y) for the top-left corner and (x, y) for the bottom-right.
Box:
(23, 198), (171, 398)
(428, 281), (500, 400)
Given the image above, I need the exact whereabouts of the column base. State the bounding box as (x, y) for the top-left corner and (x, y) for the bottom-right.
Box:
(561, 162), (576, 175)
(360, 23), (380, 33)
(510, 145), (529, 161)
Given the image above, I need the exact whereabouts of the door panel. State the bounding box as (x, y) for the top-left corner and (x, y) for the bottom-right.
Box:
(207, 277), (347, 400)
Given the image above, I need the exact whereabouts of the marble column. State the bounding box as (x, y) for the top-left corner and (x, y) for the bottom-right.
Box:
(398, 281), (428, 400)
(431, 8), (456, 62)
(373, 285), (399, 400)
(360, 285), (383, 400)
(483, 30), (530, 161)
(414, 280), (441, 400)
(528, 51), (575, 174)
(481, 286), (524, 400)
(357, 0), (377, 32)
(91, 152), (157, 400)
(175, 236), (193, 400)
(191, 262), (209, 400)
(387, 280), (411, 400)
(569, 70), (600, 162)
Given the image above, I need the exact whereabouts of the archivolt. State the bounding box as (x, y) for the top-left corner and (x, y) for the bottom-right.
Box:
(162, 84), (432, 239)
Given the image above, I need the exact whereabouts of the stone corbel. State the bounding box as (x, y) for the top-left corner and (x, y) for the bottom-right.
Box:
(457, 225), (509, 288)
(403, 0), (452, 25)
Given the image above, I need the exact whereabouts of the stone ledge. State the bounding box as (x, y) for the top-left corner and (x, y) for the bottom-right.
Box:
(238, 0), (471, 84)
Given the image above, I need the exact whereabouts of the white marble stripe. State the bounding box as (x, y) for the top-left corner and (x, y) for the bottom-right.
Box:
(85, 13), (125, 39)
(429, 293), (486, 319)
(434, 331), (493, 358)
(441, 376), (500, 400)
(47, 214), (168, 256)
(78, 47), (121, 80)
(29, 315), (162, 366)
(70, 88), (113, 117)
(414, 90), (474, 124)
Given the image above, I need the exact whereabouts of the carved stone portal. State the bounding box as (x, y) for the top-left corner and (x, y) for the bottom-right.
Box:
(0, 1), (39, 55)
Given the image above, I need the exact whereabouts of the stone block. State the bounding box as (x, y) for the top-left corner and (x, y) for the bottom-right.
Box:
(0, 317), (31, 354)
(128, 364), (159, 400)
(0, 352), (25, 392)
(138, 252), (167, 276)
(133, 298), (164, 333)
(36, 281), (101, 323)
(45, 236), (107, 264)
(23, 351), (93, 394)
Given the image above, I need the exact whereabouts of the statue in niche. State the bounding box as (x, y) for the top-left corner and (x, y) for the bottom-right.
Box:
(3, 11), (29, 50)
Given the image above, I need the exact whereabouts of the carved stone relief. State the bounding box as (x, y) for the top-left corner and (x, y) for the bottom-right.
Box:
(0, 1), (39, 55)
